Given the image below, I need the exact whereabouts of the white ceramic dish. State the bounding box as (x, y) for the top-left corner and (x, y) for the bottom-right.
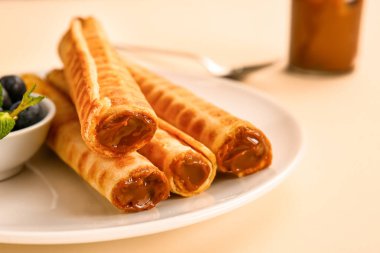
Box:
(0, 72), (304, 244)
(0, 97), (56, 181)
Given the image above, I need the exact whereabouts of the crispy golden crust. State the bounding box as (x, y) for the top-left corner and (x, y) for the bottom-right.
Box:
(124, 62), (273, 177)
(58, 17), (157, 157)
(22, 74), (170, 212)
(47, 69), (217, 196)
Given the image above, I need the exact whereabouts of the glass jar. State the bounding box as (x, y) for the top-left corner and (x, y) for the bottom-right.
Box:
(288, 0), (364, 74)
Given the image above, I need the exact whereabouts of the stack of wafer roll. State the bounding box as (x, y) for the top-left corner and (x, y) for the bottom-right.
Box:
(123, 62), (273, 177)
(30, 16), (272, 212)
(58, 17), (157, 157)
(22, 74), (170, 212)
(46, 69), (217, 197)
(56, 17), (217, 198)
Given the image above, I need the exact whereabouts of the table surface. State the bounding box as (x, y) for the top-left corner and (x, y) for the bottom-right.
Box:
(1, 0), (379, 252)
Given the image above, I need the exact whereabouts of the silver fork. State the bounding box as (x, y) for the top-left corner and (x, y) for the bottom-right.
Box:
(115, 44), (275, 80)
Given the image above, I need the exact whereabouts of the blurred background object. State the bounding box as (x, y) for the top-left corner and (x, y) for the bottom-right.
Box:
(288, 0), (364, 74)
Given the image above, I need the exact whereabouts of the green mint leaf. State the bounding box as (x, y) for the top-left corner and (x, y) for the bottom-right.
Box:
(10, 84), (45, 118)
(0, 112), (15, 140)
(0, 82), (3, 108)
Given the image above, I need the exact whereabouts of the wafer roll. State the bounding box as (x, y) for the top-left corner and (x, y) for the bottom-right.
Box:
(139, 119), (216, 196)
(22, 74), (170, 212)
(124, 62), (273, 177)
(46, 69), (68, 95)
(58, 17), (158, 157)
(47, 69), (217, 197)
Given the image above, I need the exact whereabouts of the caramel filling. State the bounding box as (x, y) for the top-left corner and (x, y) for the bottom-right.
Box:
(112, 171), (169, 212)
(172, 153), (210, 193)
(97, 113), (155, 153)
(218, 127), (272, 177)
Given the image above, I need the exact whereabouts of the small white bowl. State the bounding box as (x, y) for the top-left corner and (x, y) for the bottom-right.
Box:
(0, 96), (56, 181)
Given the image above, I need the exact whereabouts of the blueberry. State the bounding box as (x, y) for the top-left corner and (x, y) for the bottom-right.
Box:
(10, 102), (44, 130)
(0, 75), (27, 102)
(1, 87), (12, 110)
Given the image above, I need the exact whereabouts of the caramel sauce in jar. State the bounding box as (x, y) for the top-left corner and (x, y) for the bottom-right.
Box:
(289, 0), (363, 74)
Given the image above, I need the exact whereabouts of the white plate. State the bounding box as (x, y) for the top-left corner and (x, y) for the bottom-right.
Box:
(0, 72), (304, 244)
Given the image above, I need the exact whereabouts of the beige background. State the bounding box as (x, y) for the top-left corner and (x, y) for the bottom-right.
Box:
(1, 0), (380, 252)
